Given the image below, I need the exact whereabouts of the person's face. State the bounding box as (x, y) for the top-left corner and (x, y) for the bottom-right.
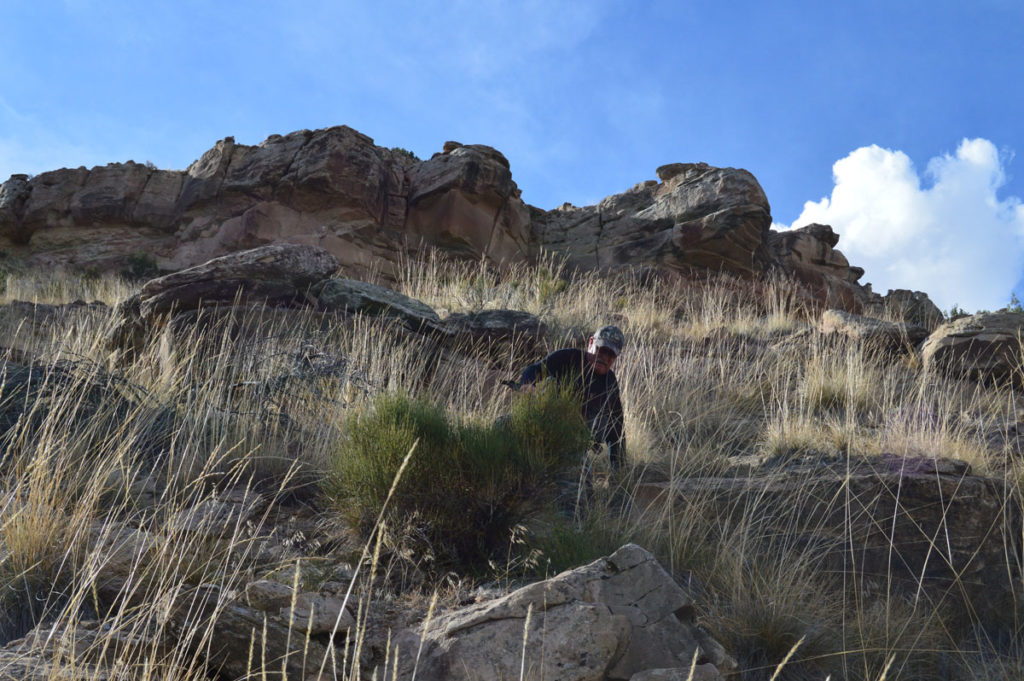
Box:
(587, 338), (618, 375)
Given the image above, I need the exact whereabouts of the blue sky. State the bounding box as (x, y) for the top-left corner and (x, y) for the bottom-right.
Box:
(2, 1), (1022, 311)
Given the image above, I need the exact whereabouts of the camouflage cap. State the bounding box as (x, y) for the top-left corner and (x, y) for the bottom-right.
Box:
(592, 325), (625, 355)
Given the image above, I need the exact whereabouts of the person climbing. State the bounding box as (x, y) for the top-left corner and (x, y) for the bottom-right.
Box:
(513, 324), (627, 473)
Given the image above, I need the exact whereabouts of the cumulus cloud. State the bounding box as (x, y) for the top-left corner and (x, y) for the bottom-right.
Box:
(781, 139), (1024, 313)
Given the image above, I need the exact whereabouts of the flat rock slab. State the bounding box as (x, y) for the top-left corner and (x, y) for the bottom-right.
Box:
(137, 242), (339, 318)
(314, 277), (445, 333)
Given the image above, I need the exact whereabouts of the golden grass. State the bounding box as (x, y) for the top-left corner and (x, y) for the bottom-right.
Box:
(0, 258), (1020, 679)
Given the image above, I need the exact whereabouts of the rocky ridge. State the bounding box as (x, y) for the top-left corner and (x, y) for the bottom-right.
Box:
(0, 124), (928, 315)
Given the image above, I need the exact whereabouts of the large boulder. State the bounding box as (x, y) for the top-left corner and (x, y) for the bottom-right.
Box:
(134, 242), (338, 319)
(107, 243), (339, 351)
(314, 277), (445, 333)
(921, 311), (1024, 383)
(819, 308), (928, 352)
(393, 544), (733, 681)
(533, 162), (772, 278)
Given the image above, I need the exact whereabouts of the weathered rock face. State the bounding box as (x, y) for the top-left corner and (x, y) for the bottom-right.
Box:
(0, 127), (533, 280)
(880, 289), (944, 330)
(393, 544), (734, 681)
(766, 223), (875, 312)
(533, 162), (772, 278)
(921, 311), (1024, 383)
(107, 243), (339, 351)
(406, 142), (532, 264)
(2, 124), (891, 311)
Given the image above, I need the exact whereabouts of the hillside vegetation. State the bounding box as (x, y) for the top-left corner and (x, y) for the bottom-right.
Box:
(0, 256), (1022, 680)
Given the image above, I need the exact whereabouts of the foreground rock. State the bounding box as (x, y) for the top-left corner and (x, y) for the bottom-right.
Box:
(393, 544), (734, 681)
(80, 527), (732, 681)
(921, 310), (1024, 383)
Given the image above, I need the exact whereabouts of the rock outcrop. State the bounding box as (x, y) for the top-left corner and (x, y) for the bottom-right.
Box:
(880, 289), (944, 330)
(393, 544), (734, 681)
(0, 128), (532, 281)
(534, 162), (772, 278)
(921, 310), (1024, 383)
(766, 223), (874, 311)
(1, 125), (890, 313)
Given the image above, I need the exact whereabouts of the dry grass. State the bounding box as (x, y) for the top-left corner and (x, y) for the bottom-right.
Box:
(0, 258), (1021, 679)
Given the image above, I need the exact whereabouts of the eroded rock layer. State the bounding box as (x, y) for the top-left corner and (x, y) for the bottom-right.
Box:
(1, 124), (907, 312)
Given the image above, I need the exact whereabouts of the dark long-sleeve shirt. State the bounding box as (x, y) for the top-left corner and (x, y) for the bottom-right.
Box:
(519, 348), (625, 466)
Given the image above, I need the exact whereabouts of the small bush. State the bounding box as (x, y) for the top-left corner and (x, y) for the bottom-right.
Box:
(121, 251), (160, 280)
(326, 385), (591, 571)
(390, 147), (420, 162)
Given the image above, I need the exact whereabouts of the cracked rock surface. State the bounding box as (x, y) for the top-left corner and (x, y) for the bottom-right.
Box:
(392, 544), (734, 681)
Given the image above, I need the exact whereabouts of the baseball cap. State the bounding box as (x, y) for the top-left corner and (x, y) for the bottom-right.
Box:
(592, 325), (625, 355)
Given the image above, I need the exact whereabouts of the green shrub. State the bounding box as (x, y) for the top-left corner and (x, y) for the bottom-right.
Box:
(326, 385), (590, 571)
(390, 147), (421, 162)
(121, 251), (160, 280)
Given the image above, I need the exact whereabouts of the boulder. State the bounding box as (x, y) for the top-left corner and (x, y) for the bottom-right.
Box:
(393, 544), (733, 681)
(921, 311), (1024, 383)
(533, 162), (772, 278)
(314, 277), (445, 333)
(107, 243), (338, 351)
(767, 223), (874, 312)
(444, 309), (546, 361)
(880, 289), (944, 330)
(819, 308), (928, 351)
(136, 242), (338, 318)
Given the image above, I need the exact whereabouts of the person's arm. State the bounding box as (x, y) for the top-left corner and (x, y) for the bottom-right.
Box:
(519, 348), (577, 386)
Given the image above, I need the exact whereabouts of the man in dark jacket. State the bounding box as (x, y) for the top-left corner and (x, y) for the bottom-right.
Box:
(517, 325), (626, 471)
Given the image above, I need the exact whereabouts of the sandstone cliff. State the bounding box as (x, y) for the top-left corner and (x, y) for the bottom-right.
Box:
(1, 124), (890, 312)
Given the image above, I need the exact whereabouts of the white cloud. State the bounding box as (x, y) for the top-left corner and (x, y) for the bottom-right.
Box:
(782, 139), (1024, 313)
